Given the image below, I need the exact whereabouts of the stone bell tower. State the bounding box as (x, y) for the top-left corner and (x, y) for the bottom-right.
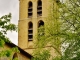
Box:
(18, 0), (60, 55)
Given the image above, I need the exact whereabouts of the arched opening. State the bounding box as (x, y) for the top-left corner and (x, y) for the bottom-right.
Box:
(28, 22), (33, 29)
(28, 22), (33, 41)
(38, 20), (44, 27)
(28, 1), (32, 8)
(56, 0), (60, 3)
(38, 20), (44, 36)
(38, 0), (42, 6)
(12, 53), (18, 60)
(37, 0), (42, 17)
(28, 1), (33, 18)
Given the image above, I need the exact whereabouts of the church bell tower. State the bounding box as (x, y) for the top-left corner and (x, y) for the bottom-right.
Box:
(18, 0), (49, 54)
(18, 0), (59, 55)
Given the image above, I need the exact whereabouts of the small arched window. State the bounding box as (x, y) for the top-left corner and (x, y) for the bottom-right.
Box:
(28, 22), (33, 41)
(12, 53), (18, 60)
(28, 1), (33, 18)
(28, 22), (33, 29)
(37, 0), (42, 17)
(56, 0), (60, 3)
(38, 20), (44, 36)
(38, 20), (44, 27)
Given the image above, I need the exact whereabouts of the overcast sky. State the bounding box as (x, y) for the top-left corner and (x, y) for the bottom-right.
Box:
(0, 0), (19, 45)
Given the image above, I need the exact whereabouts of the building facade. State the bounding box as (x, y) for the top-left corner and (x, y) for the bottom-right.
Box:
(0, 42), (32, 60)
(18, 0), (60, 55)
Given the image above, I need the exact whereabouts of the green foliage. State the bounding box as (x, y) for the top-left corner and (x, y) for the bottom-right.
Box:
(0, 13), (17, 32)
(0, 50), (11, 57)
(12, 47), (20, 53)
(58, 0), (80, 60)
(32, 50), (51, 60)
(52, 56), (61, 60)
(32, 1), (61, 60)
(32, 0), (80, 60)
(0, 47), (19, 57)
(13, 57), (18, 60)
(0, 39), (5, 47)
(0, 13), (18, 59)
(0, 13), (17, 47)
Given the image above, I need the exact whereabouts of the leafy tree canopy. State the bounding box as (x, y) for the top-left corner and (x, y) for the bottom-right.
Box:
(32, 0), (80, 60)
(0, 13), (19, 58)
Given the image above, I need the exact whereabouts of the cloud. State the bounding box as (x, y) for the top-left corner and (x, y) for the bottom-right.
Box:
(0, 0), (19, 45)
(7, 31), (18, 45)
(0, 0), (13, 14)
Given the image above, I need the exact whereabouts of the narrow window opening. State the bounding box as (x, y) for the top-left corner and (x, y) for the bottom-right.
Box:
(56, 0), (60, 3)
(38, 0), (42, 6)
(12, 53), (18, 60)
(28, 22), (33, 41)
(38, 20), (44, 36)
(28, 2), (32, 8)
(28, 35), (33, 41)
(28, 22), (33, 29)
(28, 1), (33, 18)
(38, 20), (44, 27)
(37, 0), (42, 17)
(28, 30), (33, 35)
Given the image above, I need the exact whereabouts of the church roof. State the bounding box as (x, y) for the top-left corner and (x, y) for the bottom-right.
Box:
(6, 42), (33, 59)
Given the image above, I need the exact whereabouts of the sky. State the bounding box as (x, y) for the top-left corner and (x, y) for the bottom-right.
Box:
(0, 0), (19, 45)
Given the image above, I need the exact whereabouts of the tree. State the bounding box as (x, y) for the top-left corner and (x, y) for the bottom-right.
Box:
(59, 0), (80, 60)
(32, 0), (61, 60)
(0, 13), (19, 60)
(32, 0), (80, 60)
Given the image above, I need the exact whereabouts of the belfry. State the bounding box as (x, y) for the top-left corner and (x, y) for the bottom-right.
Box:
(18, 0), (60, 56)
